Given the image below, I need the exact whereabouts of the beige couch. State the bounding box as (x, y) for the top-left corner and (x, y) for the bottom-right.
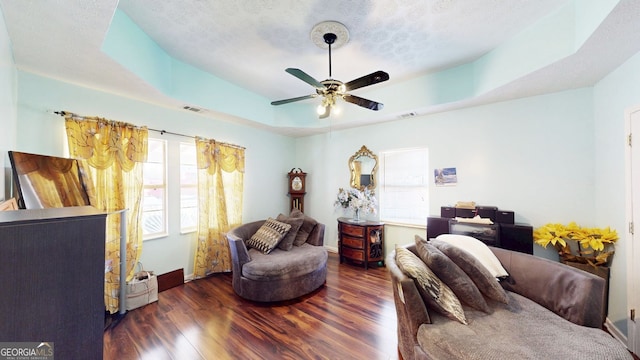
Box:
(388, 243), (632, 359)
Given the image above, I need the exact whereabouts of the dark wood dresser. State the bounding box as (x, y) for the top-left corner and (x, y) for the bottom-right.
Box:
(0, 206), (107, 360)
(337, 217), (385, 269)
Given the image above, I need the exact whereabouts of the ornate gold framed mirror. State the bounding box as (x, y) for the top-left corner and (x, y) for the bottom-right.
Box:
(349, 145), (378, 190)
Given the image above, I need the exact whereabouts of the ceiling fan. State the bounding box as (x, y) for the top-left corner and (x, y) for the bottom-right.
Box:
(271, 30), (389, 119)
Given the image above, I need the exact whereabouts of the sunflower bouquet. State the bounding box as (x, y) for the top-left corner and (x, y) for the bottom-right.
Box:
(533, 222), (619, 267)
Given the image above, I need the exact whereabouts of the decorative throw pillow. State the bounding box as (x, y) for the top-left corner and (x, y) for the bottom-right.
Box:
(395, 245), (467, 325)
(415, 236), (491, 313)
(290, 209), (318, 246)
(431, 239), (509, 304)
(435, 234), (509, 278)
(247, 218), (291, 254)
(276, 213), (304, 251)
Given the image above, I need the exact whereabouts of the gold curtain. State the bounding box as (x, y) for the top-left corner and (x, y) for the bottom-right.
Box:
(65, 115), (148, 314)
(193, 137), (245, 277)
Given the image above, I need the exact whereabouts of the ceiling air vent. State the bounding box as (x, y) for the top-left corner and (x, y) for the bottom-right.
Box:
(399, 112), (418, 119)
(183, 105), (202, 112)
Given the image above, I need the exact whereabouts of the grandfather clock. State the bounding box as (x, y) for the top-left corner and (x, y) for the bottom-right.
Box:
(288, 168), (306, 213)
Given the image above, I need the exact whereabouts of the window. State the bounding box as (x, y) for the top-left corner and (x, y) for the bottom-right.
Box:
(142, 138), (168, 239)
(180, 142), (198, 232)
(379, 148), (429, 226)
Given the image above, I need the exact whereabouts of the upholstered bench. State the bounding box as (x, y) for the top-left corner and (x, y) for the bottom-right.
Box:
(226, 212), (327, 302)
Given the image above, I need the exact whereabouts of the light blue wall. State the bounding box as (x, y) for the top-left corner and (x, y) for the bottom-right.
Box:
(296, 88), (594, 259)
(593, 50), (640, 336)
(0, 10), (17, 201)
(13, 71), (296, 277)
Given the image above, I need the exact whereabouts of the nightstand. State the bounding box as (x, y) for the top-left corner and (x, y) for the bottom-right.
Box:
(337, 218), (385, 269)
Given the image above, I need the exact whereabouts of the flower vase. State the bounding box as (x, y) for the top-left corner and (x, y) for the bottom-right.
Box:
(352, 208), (364, 222)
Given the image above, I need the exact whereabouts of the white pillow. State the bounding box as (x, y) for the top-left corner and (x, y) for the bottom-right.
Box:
(435, 234), (509, 278)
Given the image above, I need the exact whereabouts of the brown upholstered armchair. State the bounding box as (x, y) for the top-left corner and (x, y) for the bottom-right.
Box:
(226, 219), (327, 302)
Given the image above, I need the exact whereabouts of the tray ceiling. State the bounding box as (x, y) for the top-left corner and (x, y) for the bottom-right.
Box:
(1, 0), (639, 136)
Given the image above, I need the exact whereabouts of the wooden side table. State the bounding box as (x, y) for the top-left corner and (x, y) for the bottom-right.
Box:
(337, 217), (385, 269)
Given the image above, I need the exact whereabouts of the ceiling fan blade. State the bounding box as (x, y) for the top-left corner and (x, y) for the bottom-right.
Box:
(271, 94), (317, 106)
(343, 94), (384, 111)
(286, 68), (324, 89)
(344, 71), (389, 91)
(318, 105), (330, 119)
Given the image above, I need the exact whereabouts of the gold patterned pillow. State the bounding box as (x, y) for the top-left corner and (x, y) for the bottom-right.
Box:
(395, 245), (467, 325)
(247, 218), (292, 254)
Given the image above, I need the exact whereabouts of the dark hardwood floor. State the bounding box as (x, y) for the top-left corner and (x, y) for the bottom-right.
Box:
(104, 252), (400, 360)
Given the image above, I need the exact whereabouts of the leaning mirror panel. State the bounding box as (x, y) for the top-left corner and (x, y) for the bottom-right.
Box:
(349, 145), (378, 190)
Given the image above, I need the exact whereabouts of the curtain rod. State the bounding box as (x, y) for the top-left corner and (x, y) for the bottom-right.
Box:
(54, 110), (245, 150)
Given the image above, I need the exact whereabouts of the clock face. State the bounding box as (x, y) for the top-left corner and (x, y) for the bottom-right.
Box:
(292, 176), (303, 191)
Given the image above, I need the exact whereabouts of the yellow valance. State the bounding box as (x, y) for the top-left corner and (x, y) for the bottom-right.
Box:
(195, 137), (245, 174)
(65, 116), (148, 171)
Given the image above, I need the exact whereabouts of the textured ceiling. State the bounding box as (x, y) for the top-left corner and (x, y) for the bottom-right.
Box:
(1, 0), (639, 136)
(117, 0), (567, 100)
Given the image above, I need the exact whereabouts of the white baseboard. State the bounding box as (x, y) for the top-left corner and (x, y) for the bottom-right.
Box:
(605, 317), (628, 349)
(325, 245), (338, 253)
(184, 273), (194, 282)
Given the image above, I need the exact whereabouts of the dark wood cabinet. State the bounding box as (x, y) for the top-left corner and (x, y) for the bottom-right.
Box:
(338, 218), (384, 269)
(0, 206), (106, 360)
(426, 216), (533, 255)
(449, 220), (500, 247)
(499, 223), (534, 254)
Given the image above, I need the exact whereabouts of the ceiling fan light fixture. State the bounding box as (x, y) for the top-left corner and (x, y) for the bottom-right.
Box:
(317, 95), (334, 115)
(270, 20), (388, 117)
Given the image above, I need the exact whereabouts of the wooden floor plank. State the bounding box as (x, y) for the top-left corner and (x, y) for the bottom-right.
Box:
(104, 252), (399, 360)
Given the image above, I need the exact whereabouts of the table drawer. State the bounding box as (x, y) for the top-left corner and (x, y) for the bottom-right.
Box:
(342, 235), (364, 249)
(342, 247), (365, 261)
(342, 224), (365, 237)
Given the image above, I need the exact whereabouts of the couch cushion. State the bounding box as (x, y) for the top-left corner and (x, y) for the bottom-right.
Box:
(276, 213), (304, 251)
(246, 218), (291, 254)
(290, 209), (318, 246)
(435, 234), (509, 278)
(415, 236), (491, 313)
(431, 239), (509, 304)
(395, 246), (467, 325)
(417, 291), (632, 359)
(243, 244), (328, 281)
